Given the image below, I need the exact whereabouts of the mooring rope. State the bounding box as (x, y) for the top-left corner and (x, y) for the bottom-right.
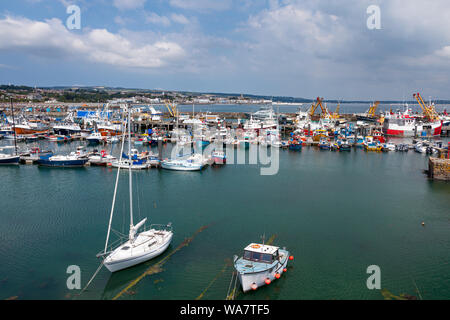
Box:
(79, 259), (105, 295)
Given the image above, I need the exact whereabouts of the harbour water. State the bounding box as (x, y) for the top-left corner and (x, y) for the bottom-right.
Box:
(0, 140), (449, 300)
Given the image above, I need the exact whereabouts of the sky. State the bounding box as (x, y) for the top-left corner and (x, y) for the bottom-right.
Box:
(1, 0), (450, 100)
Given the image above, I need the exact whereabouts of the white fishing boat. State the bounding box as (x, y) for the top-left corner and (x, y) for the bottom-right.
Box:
(161, 154), (206, 171)
(99, 106), (173, 272)
(86, 132), (104, 144)
(89, 150), (117, 166)
(234, 243), (292, 293)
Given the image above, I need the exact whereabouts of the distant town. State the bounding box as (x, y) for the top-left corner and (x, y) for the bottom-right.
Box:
(0, 85), (300, 106)
(3, 85), (448, 107)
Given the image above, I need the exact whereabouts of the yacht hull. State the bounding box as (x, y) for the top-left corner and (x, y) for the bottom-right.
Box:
(104, 234), (172, 272)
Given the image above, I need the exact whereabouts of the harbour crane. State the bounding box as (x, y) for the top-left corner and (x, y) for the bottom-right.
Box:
(164, 101), (177, 118)
(367, 101), (380, 117)
(329, 102), (341, 119)
(413, 93), (439, 121)
(309, 97), (331, 118)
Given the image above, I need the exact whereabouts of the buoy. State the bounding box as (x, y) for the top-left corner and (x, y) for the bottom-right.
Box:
(265, 278), (271, 285)
(283, 268), (287, 272)
(251, 283), (258, 290)
(421, 222), (425, 226)
(289, 256), (294, 261)
(275, 273), (281, 279)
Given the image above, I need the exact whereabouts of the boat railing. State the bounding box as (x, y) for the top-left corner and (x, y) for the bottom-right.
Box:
(147, 223), (173, 233)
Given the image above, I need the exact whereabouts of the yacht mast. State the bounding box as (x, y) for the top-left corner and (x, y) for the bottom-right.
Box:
(128, 105), (134, 241)
(104, 106), (127, 254)
(10, 98), (17, 155)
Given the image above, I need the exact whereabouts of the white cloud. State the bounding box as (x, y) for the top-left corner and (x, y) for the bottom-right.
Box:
(171, 13), (190, 25)
(169, 0), (231, 12)
(145, 12), (171, 27)
(435, 46), (450, 59)
(0, 16), (185, 68)
(113, 0), (146, 10)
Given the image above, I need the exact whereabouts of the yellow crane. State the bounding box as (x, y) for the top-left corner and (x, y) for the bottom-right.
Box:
(413, 93), (439, 121)
(329, 102), (341, 119)
(309, 97), (330, 118)
(367, 101), (380, 117)
(164, 101), (177, 118)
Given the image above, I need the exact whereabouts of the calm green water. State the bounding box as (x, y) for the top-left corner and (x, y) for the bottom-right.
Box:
(0, 140), (449, 300)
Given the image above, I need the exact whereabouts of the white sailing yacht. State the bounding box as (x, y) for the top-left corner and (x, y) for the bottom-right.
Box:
(99, 106), (173, 272)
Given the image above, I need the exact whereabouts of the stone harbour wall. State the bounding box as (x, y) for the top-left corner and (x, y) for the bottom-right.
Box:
(428, 157), (450, 181)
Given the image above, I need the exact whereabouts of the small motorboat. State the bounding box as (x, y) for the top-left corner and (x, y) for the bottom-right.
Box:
(47, 135), (70, 143)
(161, 154), (205, 171)
(364, 136), (382, 152)
(382, 143), (396, 152)
(234, 243), (292, 293)
(89, 150), (117, 166)
(318, 138), (330, 150)
(288, 139), (302, 151)
(212, 150), (226, 165)
(0, 147), (20, 165)
(338, 139), (351, 151)
(86, 132), (104, 145)
(396, 144), (409, 152)
(414, 142), (427, 154)
(25, 135), (39, 143)
(20, 147), (53, 163)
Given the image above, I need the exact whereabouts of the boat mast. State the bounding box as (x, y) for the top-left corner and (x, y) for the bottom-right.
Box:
(128, 105), (134, 241)
(103, 107), (127, 254)
(10, 98), (17, 155)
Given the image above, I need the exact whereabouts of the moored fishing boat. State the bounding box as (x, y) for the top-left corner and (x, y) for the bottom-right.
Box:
(363, 136), (382, 152)
(233, 243), (292, 293)
(161, 154), (205, 171)
(318, 138), (330, 150)
(86, 132), (104, 145)
(212, 150), (226, 165)
(338, 139), (351, 151)
(0, 146), (20, 165)
(89, 150), (117, 166)
(20, 147), (53, 163)
(37, 154), (89, 167)
(288, 139), (302, 151)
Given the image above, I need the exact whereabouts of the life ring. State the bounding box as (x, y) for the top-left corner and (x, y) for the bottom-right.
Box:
(251, 244), (261, 249)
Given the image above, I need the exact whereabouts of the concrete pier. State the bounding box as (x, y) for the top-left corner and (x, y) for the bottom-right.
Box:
(428, 157), (450, 181)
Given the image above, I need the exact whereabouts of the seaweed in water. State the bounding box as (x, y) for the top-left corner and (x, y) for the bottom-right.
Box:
(381, 289), (417, 300)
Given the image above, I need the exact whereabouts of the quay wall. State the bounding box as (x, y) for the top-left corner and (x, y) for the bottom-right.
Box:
(428, 157), (450, 181)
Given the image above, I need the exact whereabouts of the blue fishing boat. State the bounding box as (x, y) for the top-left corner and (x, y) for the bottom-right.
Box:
(37, 154), (88, 167)
(337, 139), (351, 151)
(288, 139), (302, 151)
(318, 138), (330, 150)
(233, 243), (292, 293)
